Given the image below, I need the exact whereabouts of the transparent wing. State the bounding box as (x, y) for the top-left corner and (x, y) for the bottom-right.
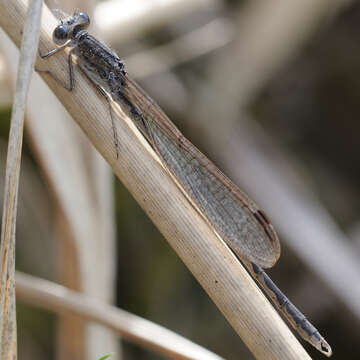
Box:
(120, 76), (281, 268)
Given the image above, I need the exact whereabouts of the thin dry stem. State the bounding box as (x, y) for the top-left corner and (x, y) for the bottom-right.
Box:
(207, 0), (356, 110)
(94, 0), (222, 45)
(0, 1), (43, 358)
(125, 18), (234, 79)
(16, 271), (224, 360)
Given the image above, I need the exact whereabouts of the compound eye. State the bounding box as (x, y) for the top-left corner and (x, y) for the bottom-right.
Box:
(53, 25), (69, 45)
(78, 12), (90, 27)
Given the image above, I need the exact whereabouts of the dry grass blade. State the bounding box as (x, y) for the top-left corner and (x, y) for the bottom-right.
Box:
(95, 0), (222, 45)
(1, 0), (312, 358)
(16, 271), (224, 360)
(0, 0), (42, 358)
(126, 18), (234, 79)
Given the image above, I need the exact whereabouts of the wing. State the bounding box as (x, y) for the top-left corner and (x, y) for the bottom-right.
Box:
(118, 75), (281, 268)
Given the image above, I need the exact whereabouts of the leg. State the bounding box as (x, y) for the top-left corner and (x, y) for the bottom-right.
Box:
(93, 85), (120, 159)
(37, 46), (75, 91)
(38, 43), (67, 59)
(39, 45), (120, 159)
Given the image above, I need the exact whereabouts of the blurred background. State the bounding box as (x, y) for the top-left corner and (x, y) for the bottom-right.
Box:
(1, 0), (360, 359)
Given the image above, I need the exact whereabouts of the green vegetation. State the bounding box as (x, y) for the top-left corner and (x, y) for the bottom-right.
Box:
(98, 354), (113, 360)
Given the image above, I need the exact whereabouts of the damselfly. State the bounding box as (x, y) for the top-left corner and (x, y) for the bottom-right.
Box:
(39, 11), (332, 357)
